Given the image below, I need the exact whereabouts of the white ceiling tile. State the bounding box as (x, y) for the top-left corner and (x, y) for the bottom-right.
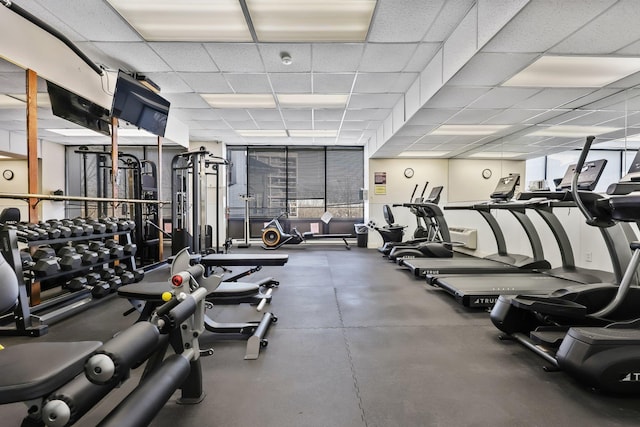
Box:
(225, 120), (257, 130)
(605, 71), (640, 89)
(408, 108), (457, 124)
(561, 88), (621, 109)
(314, 109), (346, 120)
(442, 6), (477, 82)
(313, 74), (356, 93)
(312, 44), (364, 72)
(344, 109), (392, 120)
(478, 0), (529, 47)
(341, 121), (369, 130)
(281, 109), (312, 121)
(448, 53), (538, 86)
(259, 44), (312, 72)
(247, 109), (282, 121)
(349, 93), (402, 109)
(224, 73), (272, 93)
(424, 0), (475, 42)
(179, 72), (230, 93)
(172, 108), (221, 121)
(483, 0), (617, 53)
(353, 73), (405, 93)
(141, 72), (192, 93)
(162, 93), (210, 108)
(216, 109), (252, 121)
(469, 87), (541, 109)
(424, 87), (490, 108)
(404, 43), (441, 72)
(315, 121), (340, 130)
(368, 0), (443, 43)
(359, 44), (417, 72)
(149, 43), (218, 72)
(395, 124), (438, 137)
(286, 121), (313, 129)
(448, 109), (503, 124)
(254, 121), (285, 130)
(204, 44), (264, 72)
(550, 1), (640, 54)
(616, 38), (640, 55)
(270, 73), (311, 93)
(190, 119), (229, 130)
(92, 42), (171, 72)
(560, 110), (625, 126)
(482, 109), (547, 125)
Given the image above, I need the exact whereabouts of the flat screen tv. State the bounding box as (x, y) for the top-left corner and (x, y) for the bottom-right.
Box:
(111, 71), (170, 137)
(46, 81), (111, 136)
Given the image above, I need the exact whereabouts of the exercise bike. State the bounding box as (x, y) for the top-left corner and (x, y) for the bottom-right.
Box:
(261, 212), (304, 249)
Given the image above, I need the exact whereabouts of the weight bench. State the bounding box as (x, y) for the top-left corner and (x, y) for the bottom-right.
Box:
(120, 251), (278, 360)
(302, 232), (354, 249)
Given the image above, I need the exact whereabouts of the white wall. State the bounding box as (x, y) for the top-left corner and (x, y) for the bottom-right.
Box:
(40, 140), (66, 221)
(0, 159), (29, 220)
(368, 158), (448, 248)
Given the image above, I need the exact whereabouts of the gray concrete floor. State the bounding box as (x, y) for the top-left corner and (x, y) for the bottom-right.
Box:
(2, 245), (640, 426)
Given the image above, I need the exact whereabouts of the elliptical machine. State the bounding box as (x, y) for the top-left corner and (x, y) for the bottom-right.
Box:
(491, 136), (640, 394)
(261, 213), (304, 249)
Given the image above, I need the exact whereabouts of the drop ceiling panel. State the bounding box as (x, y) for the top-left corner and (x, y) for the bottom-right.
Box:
(281, 109), (311, 121)
(561, 89), (621, 109)
(314, 109), (345, 121)
(92, 42), (172, 72)
(344, 109), (392, 121)
(163, 93), (211, 108)
(447, 53), (538, 86)
(223, 120), (257, 130)
(359, 44), (417, 72)
(469, 87), (541, 109)
(512, 88), (598, 109)
(477, 0), (529, 47)
(404, 43), (441, 72)
(179, 72), (230, 93)
(247, 109), (282, 121)
(253, 121), (285, 130)
(142, 72), (192, 93)
(549, 1), (640, 54)
(395, 125), (439, 137)
(424, 0), (475, 42)
(483, 0), (616, 53)
(424, 87), (490, 109)
(349, 93), (402, 109)
(204, 44), (264, 72)
(259, 44), (312, 73)
(409, 108), (457, 124)
(313, 74), (356, 93)
(341, 121), (370, 130)
(150, 43), (218, 72)
(314, 121), (340, 130)
(353, 73), (405, 93)
(447, 109), (503, 124)
(270, 73), (311, 93)
(285, 121), (313, 129)
(190, 120), (229, 130)
(563, 110), (625, 126)
(605, 71), (640, 89)
(368, 0), (442, 43)
(172, 108), (221, 121)
(216, 109), (252, 121)
(224, 73), (272, 93)
(311, 44), (364, 72)
(483, 109), (550, 125)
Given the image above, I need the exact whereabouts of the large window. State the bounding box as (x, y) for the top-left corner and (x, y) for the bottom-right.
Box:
(227, 146), (364, 238)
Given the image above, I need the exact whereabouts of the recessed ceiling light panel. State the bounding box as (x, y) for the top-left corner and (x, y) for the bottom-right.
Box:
(398, 151), (450, 157)
(277, 94), (348, 108)
(503, 56), (640, 88)
(528, 125), (619, 137)
(201, 94), (276, 108)
(468, 152), (524, 158)
(246, 0), (376, 42)
(107, 0), (252, 41)
(237, 129), (288, 137)
(289, 130), (337, 137)
(431, 124), (510, 136)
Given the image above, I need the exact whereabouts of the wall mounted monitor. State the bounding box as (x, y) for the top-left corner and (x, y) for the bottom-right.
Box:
(111, 71), (170, 137)
(46, 81), (111, 136)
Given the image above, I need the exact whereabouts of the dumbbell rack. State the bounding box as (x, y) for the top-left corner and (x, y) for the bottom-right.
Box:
(0, 227), (138, 337)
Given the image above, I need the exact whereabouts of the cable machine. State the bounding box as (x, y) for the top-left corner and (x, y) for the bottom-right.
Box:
(171, 148), (228, 255)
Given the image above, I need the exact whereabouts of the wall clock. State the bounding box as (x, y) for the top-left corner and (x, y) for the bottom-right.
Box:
(482, 168), (492, 179)
(2, 169), (13, 181)
(404, 167), (414, 179)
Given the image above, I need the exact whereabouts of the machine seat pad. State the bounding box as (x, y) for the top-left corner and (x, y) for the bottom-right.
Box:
(200, 253), (289, 267)
(209, 281), (259, 297)
(118, 282), (168, 301)
(0, 341), (102, 403)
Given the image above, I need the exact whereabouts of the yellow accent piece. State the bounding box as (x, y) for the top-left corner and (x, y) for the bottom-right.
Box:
(0, 344), (4, 350)
(161, 292), (173, 302)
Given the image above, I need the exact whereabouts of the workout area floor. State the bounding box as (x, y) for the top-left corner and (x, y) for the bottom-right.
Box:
(3, 245), (640, 427)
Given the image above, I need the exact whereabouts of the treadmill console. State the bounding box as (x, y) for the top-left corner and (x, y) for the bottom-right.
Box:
(425, 186), (443, 204)
(556, 159), (607, 192)
(620, 150), (640, 182)
(607, 150), (640, 195)
(490, 174), (520, 200)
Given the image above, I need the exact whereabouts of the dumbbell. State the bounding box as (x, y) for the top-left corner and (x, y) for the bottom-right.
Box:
(61, 219), (84, 237)
(113, 265), (135, 285)
(54, 247), (83, 271)
(123, 243), (137, 256)
(104, 239), (124, 258)
(107, 276), (122, 292)
(98, 267), (116, 280)
(86, 219), (107, 234)
(30, 247), (60, 276)
(67, 276), (111, 299)
(73, 244), (99, 265)
(18, 224), (47, 240)
(98, 218), (119, 233)
(45, 220), (72, 238)
(88, 241), (111, 262)
(37, 222), (62, 239)
(15, 225), (40, 241)
(132, 268), (144, 283)
(72, 219), (94, 236)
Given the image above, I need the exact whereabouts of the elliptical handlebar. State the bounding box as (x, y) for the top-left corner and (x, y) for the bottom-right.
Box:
(571, 136), (596, 225)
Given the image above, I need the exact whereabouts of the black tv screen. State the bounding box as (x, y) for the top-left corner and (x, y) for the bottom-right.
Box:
(111, 71), (170, 137)
(46, 81), (111, 136)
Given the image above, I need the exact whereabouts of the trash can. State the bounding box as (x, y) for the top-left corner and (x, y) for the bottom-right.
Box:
(354, 223), (368, 248)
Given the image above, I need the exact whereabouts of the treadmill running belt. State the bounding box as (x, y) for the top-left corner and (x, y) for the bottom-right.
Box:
(400, 256), (519, 278)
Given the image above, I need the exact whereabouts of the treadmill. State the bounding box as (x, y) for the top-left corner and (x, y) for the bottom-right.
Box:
(400, 174), (550, 278)
(432, 160), (636, 308)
